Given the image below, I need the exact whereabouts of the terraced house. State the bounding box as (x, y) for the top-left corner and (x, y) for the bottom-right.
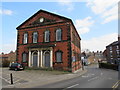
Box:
(16, 10), (81, 72)
(105, 36), (120, 65)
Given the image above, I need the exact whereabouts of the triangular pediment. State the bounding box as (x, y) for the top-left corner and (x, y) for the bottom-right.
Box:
(17, 10), (71, 29)
(30, 17), (56, 25)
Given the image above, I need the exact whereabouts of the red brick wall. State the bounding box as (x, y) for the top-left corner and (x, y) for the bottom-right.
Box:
(17, 10), (81, 72)
(17, 22), (70, 71)
(18, 23), (68, 44)
(70, 24), (81, 72)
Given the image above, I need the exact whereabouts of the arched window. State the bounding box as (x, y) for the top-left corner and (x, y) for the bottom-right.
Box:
(22, 53), (27, 62)
(23, 33), (28, 44)
(44, 30), (50, 42)
(56, 28), (62, 41)
(56, 51), (63, 62)
(33, 32), (38, 43)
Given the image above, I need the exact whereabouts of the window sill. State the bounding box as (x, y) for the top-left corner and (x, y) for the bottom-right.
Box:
(54, 62), (63, 63)
(56, 40), (61, 42)
(22, 62), (27, 63)
(23, 43), (28, 45)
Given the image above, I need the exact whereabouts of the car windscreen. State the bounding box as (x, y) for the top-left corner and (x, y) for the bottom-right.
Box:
(11, 63), (18, 67)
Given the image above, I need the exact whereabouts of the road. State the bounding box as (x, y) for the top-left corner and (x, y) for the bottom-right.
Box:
(35, 64), (119, 89)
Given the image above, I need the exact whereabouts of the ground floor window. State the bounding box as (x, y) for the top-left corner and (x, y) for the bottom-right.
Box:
(56, 51), (63, 62)
(22, 53), (27, 62)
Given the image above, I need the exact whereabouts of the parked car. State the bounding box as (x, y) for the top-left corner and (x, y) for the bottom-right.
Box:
(9, 63), (24, 71)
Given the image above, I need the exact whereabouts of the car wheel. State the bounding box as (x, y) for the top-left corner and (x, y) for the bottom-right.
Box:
(15, 68), (18, 71)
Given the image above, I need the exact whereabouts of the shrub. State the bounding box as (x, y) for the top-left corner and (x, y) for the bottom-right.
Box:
(2, 60), (10, 67)
(99, 63), (118, 71)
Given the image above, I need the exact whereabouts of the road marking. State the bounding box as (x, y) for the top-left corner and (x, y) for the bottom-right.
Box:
(67, 84), (79, 88)
(0, 74), (22, 84)
(82, 75), (88, 78)
(14, 79), (21, 83)
(88, 76), (99, 82)
(112, 80), (120, 89)
(0, 76), (11, 84)
(82, 73), (95, 78)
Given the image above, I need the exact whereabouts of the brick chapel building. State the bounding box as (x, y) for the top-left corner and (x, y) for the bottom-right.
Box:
(16, 10), (81, 72)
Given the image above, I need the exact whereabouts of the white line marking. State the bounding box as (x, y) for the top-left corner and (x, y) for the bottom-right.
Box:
(0, 76), (11, 84)
(14, 79), (21, 83)
(82, 75), (88, 78)
(112, 80), (120, 89)
(67, 84), (79, 88)
(88, 76), (99, 82)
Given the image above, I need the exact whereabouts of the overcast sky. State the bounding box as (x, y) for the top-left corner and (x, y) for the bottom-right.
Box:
(1, 0), (119, 53)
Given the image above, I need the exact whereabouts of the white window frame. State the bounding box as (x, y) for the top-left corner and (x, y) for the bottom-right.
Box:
(110, 46), (112, 50)
(22, 53), (27, 62)
(44, 30), (50, 42)
(56, 51), (62, 62)
(56, 28), (62, 41)
(110, 50), (112, 53)
(33, 32), (38, 43)
(23, 33), (28, 44)
(117, 45), (119, 49)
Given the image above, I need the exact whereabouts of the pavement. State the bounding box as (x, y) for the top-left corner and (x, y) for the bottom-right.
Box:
(1, 67), (87, 88)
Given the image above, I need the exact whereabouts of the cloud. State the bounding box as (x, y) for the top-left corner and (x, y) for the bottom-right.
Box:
(0, 9), (13, 15)
(57, 0), (74, 12)
(58, 0), (72, 5)
(87, 0), (119, 24)
(75, 16), (95, 34)
(102, 5), (118, 24)
(81, 33), (118, 52)
(1, 39), (17, 54)
(1, 43), (16, 53)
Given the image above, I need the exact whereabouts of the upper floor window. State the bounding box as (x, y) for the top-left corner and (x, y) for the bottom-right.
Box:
(22, 53), (27, 62)
(56, 28), (62, 41)
(117, 45), (119, 49)
(33, 32), (38, 43)
(23, 33), (28, 44)
(110, 50), (112, 53)
(110, 46), (112, 50)
(44, 30), (50, 42)
(117, 50), (119, 55)
(56, 51), (63, 62)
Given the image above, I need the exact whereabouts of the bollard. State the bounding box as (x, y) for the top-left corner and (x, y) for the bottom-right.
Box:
(10, 73), (13, 84)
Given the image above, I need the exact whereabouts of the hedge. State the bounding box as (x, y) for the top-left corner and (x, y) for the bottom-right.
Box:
(2, 60), (10, 67)
(99, 63), (118, 71)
